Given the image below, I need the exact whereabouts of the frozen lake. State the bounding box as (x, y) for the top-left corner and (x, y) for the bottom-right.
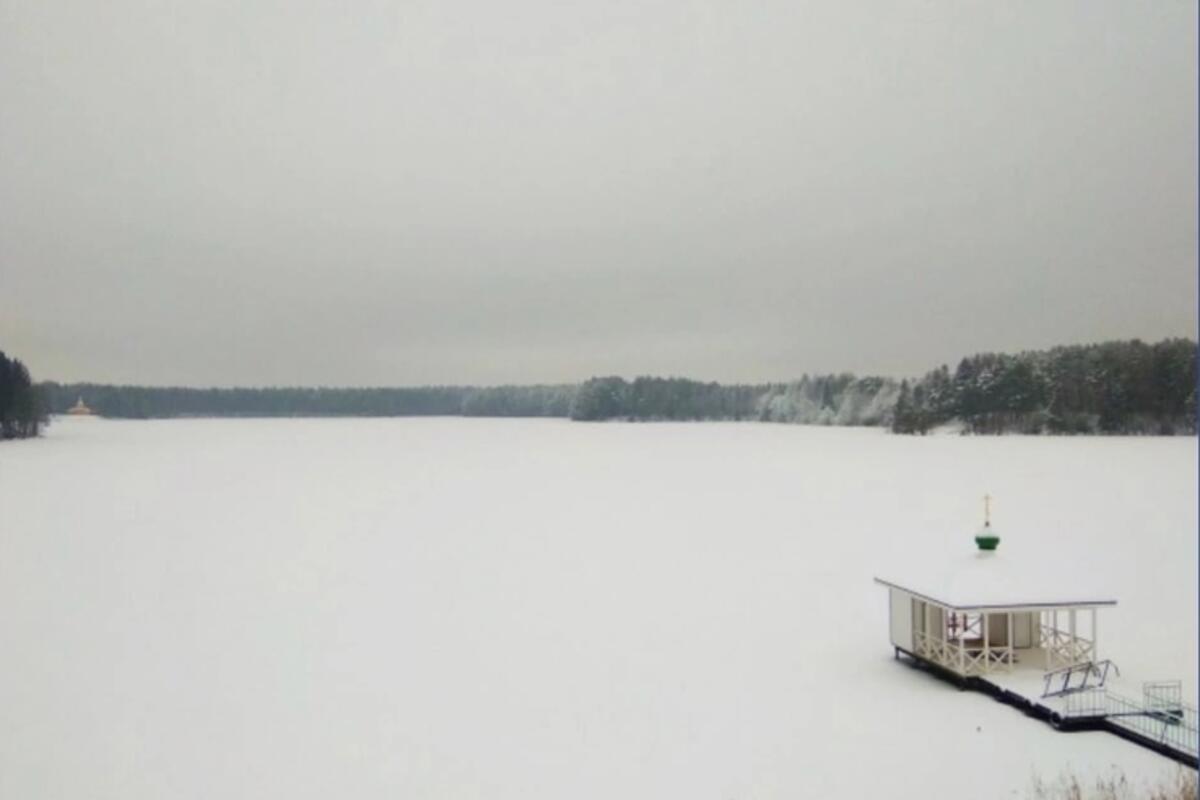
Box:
(1, 417), (1195, 798)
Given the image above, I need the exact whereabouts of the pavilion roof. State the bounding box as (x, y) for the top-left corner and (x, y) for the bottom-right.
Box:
(874, 548), (1117, 611)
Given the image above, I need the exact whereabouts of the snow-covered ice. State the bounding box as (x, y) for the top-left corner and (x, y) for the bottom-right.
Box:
(0, 417), (1195, 799)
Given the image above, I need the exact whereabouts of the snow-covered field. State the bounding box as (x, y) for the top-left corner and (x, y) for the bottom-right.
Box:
(1, 417), (1195, 799)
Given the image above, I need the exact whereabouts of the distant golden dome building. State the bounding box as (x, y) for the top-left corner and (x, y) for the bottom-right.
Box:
(67, 397), (94, 416)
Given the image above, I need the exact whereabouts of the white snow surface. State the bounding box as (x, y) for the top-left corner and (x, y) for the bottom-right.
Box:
(0, 417), (1195, 799)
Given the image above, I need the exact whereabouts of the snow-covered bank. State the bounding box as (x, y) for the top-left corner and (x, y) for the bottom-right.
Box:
(1, 418), (1194, 799)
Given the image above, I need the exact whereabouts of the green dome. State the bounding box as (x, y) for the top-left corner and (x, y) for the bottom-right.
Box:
(975, 524), (1000, 551)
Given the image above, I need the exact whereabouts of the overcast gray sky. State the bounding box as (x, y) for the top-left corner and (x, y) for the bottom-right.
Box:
(1, 1), (1196, 386)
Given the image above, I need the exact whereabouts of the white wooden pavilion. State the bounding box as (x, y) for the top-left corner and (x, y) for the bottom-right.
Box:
(874, 517), (1116, 679)
(875, 506), (1198, 766)
(875, 571), (1115, 678)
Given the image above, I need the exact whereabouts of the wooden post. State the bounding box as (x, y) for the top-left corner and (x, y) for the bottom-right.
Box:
(1043, 611), (1051, 670)
(1053, 609), (1060, 668)
(983, 613), (990, 674)
(1069, 609), (1077, 664)
(933, 605), (941, 664)
(1091, 607), (1097, 662)
(1007, 611), (1014, 671)
(923, 602), (931, 659)
(957, 611), (965, 674)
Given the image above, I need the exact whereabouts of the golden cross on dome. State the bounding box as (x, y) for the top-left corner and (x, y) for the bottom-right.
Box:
(983, 494), (992, 528)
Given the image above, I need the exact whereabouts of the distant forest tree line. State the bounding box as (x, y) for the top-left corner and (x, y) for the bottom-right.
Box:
(890, 338), (1197, 435)
(0, 350), (46, 439)
(26, 337), (1200, 436)
(39, 383), (576, 420)
(567, 374), (899, 426)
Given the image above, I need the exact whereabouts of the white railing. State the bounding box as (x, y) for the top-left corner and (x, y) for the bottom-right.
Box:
(913, 630), (1013, 675)
(914, 629), (954, 665)
(1039, 626), (1094, 668)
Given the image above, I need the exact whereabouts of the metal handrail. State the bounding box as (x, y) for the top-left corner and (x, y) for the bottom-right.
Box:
(1042, 659), (1119, 698)
(1104, 690), (1198, 757)
(1058, 683), (1198, 759)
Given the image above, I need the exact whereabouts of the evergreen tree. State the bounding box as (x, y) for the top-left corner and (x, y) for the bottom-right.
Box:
(0, 351), (45, 440)
(891, 380), (915, 434)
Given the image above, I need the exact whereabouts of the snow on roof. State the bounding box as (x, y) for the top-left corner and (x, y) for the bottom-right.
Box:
(874, 543), (1117, 610)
